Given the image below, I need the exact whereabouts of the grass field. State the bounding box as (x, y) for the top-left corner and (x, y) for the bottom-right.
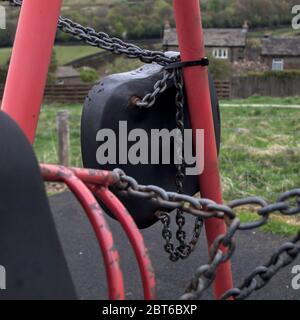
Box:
(35, 103), (82, 167)
(221, 95), (300, 105)
(35, 102), (300, 236)
(0, 45), (101, 66)
(0, 47), (13, 65)
(248, 27), (300, 39)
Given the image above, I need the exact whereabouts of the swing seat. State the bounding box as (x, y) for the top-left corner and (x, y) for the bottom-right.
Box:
(81, 61), (221, 229)
(0, 111), (76, 300)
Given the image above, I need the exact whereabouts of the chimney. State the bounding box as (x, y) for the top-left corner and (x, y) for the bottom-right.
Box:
(164, 19), (171, 30)
(242, 20), (249, 33)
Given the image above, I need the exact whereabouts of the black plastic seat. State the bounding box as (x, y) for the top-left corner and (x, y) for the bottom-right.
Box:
(81, 63), (221, 229)
(0, 111), (76, 299)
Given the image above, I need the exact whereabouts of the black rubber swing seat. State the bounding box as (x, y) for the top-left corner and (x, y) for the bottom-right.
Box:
(81, 62), (221, 229)
(0, 111), (76, 300)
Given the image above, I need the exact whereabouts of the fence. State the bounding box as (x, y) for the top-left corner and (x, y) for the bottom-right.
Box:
(45, 81), (232, 102)
(8, 77), (299, 102)
(231, 75), (300, 98)
(0, 81), (231, 104)
(44, 85), (91, 103)
(0, 85), (92, 104)
(214, 80), (231, 99)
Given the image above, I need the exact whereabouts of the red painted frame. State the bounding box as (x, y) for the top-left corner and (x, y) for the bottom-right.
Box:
(41, 164), (157, 300)
(1, 0), (62, 143)
(1, 0), (234, 299)
(91, 186), (156, 300)
(41, 165), (125, 300)
(173, 0), (233, 298)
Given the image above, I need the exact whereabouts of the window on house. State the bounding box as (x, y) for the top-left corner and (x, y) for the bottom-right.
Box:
(212, 48), (228, 59)
(272, 59), (284, 71)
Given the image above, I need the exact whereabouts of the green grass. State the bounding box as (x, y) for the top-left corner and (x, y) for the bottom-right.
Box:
(0, 47), (13, 65)
(0, 45), (102, 66)
(238, 212), (299, 237)
(219, 105), (300, 236)
(54, 45), (101, 65)
(34, 103), (82, 167)
(34, 102), (300, 236)
(248, 27), (300, 39)
(221, 95), (300, 105)
(220, 106), (300, 201)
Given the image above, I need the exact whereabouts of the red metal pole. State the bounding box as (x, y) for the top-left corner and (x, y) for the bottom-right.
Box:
(92, 187), (156, 300)
(1, 0), (62, 144)
(173, 0), (233, 298)
(41, 164), (125, 300)
(41, 164), (156, 299)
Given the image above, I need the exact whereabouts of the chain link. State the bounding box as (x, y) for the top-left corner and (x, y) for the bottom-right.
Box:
(8, 0), (201, 261)
(8, 0), (179, 110)
(135, 70), (175, 109)
(157, 68), (203, 261)
(113, 169), (300, 299)
(220, 231), (300, 300)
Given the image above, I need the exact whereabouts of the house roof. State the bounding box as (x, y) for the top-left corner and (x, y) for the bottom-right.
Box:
(163, 28), (247, 47)
(56, 66), (80, 79)
(261, 37), (300, 56)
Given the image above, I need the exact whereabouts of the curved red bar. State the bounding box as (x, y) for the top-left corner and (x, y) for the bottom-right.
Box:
(90, 186), (157, 300)
(69, 167), (120, 187)
(41, 164), (125, 300)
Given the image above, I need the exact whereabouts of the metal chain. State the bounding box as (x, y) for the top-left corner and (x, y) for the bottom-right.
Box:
(8, 0), (179, 110)
(8, 0), (203, 261)
(157, 211), (203, 262)
(157, 69), (203, 261)
(220, 231), (300, 300)
(57, 16), (177, 66)
(135, 70), (175, 109)
(114, 170), (300, 226)
(113, 170), (300, 299)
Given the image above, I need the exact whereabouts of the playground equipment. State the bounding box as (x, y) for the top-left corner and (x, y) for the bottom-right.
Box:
(81, 62), (221, 229)
(0, 0), (300, 300)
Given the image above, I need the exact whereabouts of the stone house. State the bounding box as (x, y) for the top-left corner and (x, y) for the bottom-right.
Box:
(163, 27), (248, 63)
(261, 36), (300, 71)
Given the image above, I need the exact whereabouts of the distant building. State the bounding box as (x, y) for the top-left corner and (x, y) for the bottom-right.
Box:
(261, 36), (300, 71)
(163, 27), (247, 63)
(55, 66), (81, 85)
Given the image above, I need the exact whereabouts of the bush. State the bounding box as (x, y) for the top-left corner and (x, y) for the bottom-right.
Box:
(232, 60), (268, 77)
(207, 54), (231, 80)
(79, 67), (99, 83)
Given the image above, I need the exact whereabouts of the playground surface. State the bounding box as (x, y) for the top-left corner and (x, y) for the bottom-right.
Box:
(50, 191), (300, 300)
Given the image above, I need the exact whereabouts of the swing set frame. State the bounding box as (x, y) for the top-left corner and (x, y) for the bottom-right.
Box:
(0, 0), (233, 299)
